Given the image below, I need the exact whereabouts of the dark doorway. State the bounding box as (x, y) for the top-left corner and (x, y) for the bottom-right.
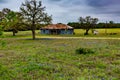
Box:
(50, 29), (57, 34)
(50, 29), (60, 34)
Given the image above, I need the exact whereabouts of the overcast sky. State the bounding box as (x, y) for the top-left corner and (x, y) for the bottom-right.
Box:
(0, 0), (120, 24)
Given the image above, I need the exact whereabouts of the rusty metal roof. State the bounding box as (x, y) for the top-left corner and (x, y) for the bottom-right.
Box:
(41, 24), (73, 29)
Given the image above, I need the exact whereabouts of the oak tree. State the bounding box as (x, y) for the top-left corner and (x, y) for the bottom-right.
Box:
(79, 16), (98, 35)
(20, 0), (52, 39)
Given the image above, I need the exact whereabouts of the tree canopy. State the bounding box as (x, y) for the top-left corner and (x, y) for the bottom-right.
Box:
(2, 10), (23, 36)
(78, 16), (98, 35)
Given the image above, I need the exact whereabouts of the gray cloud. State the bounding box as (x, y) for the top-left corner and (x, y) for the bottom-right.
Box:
(87, 0), (120, 7)
(0, 0), (120, 23)
(0, 0), (7, 3)
(45, 0), (120, 23)
(49, 0), (62, 2)
(87, 0), (110, 7)
(86, 0), (120, 16)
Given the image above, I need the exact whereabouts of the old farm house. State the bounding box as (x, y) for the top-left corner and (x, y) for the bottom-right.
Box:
(40, 24), (74, 35)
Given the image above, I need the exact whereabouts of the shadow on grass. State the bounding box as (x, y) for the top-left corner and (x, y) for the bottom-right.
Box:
(26, 38), (55, 40)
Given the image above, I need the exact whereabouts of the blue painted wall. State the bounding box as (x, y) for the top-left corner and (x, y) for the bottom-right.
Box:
(60, 29), (73, 34)
(41, 30), (50, 34)
(41, 29), (74, 35)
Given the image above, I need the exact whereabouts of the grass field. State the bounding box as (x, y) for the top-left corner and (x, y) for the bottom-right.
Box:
(2, 28), (120, 38)
(0, 29), (120, 80)
(75, 28), (120, 35)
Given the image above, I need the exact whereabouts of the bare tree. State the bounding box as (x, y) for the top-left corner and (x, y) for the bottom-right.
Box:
(79, 16), (98, 35)
(20, 0), (52, 40)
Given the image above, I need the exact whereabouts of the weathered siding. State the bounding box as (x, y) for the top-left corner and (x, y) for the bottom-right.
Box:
(60, 30), (65, 34)
(66, 29), (74, 34)
(41, 30), (50, 34)
(60, 29), (74, 34)
(40, 29), (74, 35)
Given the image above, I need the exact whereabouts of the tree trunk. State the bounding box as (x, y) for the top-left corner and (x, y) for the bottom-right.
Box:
(32, 19), (36, 40)
(32, 29), (35, 40)
(13, 31), (16, 36)
(84, 29), (89, 35)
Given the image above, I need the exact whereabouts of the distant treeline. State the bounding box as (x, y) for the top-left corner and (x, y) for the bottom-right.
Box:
(67, 22), (120, 29)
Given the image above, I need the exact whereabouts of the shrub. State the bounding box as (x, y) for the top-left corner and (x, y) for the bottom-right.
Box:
(0, 26), (3, 36)
(76, 48), (95, 54)
(2, 41), (6, 47)
(0, 40), (7, 48)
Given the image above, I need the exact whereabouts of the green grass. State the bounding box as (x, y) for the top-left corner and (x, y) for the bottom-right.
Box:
(2, 28), (120, 38)
(75, 28), (120, 34)
(0, 29), (120, 79)
(0, 37), (120, 79)
(74, 28), (120, 37)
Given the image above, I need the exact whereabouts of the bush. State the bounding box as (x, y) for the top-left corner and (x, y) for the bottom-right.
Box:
(76, 48), (95, 54)
(0, 26), (3, 36)
(0, 40), (7, 48)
